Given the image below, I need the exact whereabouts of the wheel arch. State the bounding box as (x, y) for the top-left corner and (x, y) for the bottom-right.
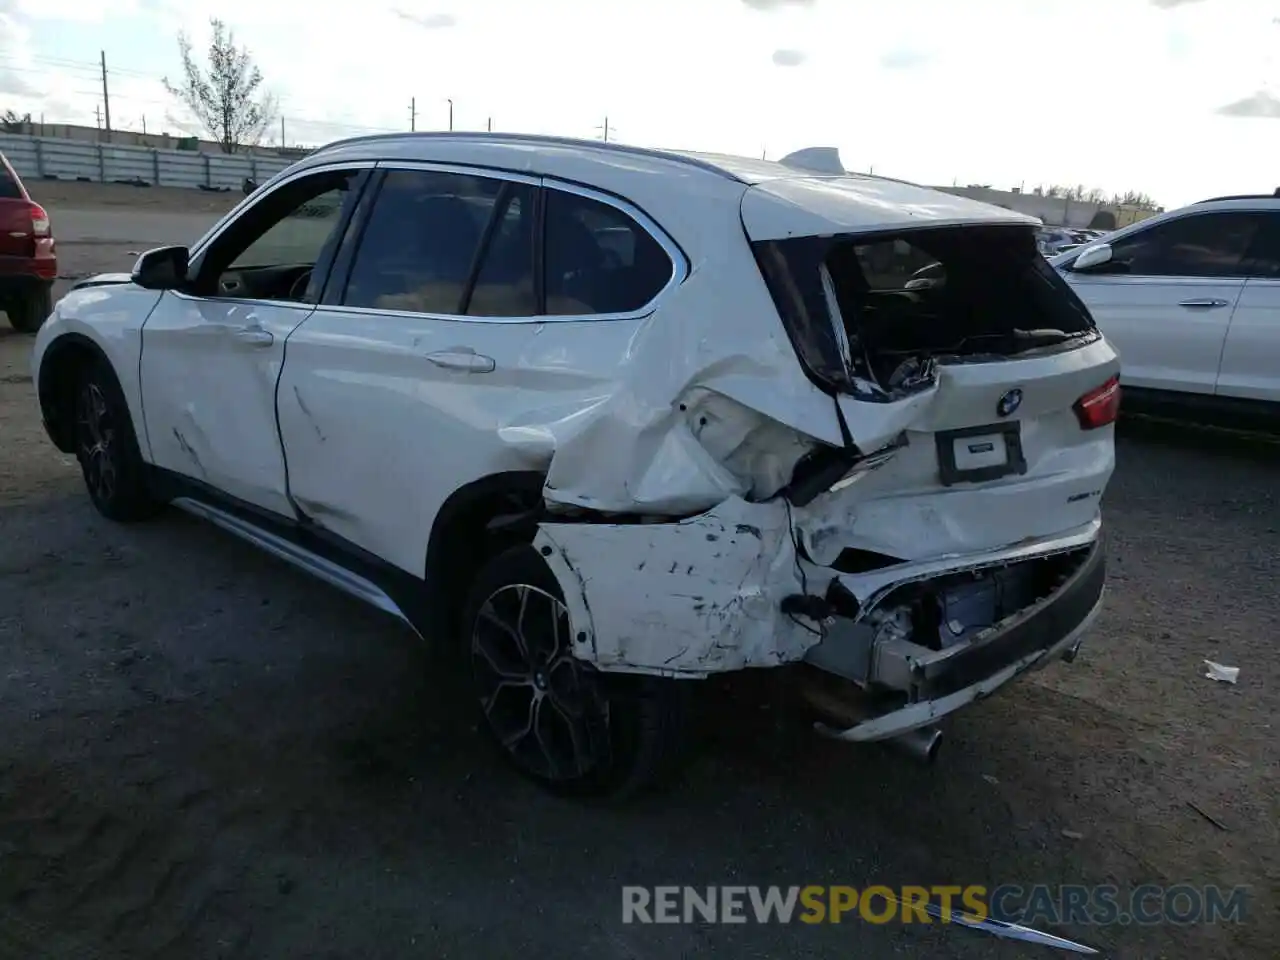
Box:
(422, 470), (547, 634)
(37, 332), (121, 453)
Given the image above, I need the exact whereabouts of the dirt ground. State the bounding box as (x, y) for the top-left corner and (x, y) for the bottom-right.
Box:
(0, 183), (1276, 959)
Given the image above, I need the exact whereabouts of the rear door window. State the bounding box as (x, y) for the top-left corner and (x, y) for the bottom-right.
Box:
(342, 169), (505, 314)
(543, 189), (672, 315)
(466, 186), (537, 317)
(1240, 212), (1280, 279)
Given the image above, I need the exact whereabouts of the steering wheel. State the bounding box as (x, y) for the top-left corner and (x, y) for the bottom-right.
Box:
(287, 269), (313, 302)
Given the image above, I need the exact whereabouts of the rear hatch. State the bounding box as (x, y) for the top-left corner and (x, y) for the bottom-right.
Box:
(0, 156), (34, 260)
(742, 177), (1120, 562)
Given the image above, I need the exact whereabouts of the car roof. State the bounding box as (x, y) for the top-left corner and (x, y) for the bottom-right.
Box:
(294, 132), (1039, 239)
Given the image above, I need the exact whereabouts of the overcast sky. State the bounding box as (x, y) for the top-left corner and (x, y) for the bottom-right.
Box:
(1, 0), (1278, 208)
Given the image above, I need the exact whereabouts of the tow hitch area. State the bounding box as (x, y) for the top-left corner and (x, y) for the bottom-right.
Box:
(798, 541), (1105, 742)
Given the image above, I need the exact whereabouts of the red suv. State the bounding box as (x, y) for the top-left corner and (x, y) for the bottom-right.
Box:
(0, 151), (55, 333)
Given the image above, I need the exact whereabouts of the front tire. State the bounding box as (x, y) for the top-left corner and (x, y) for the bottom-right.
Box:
(462, 545), (688, 799)
(6, 283), (53, 333)
(73, 360), (162, 522)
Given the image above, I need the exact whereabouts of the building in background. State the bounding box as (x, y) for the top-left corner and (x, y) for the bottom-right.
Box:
(932, 184), (1162, 229)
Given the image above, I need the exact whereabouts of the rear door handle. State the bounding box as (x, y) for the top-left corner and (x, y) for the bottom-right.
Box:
(1177, 298), (1231, 309)
(231, 324), (274, 347)
(425, 349), (496, 373)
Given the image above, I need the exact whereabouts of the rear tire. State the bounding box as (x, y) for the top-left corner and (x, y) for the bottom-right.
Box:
(6, 283), (53, 334)
(73, 359), (163, 522)
(462, 545), (688, 799)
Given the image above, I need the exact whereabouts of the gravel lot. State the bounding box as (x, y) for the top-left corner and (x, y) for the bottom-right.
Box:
(0, 184), (1276, 960)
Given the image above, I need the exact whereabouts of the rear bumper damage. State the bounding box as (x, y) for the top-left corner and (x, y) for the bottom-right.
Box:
(806, 538), (1104, 741)
(534, 505), (1104, 737)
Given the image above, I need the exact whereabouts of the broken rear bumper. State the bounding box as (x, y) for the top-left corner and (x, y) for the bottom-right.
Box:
(533, 495), (1105, 693)
(809, 540), (1105, 741)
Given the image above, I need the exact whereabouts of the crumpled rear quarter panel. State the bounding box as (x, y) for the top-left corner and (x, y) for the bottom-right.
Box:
(534, 496), (816, 676)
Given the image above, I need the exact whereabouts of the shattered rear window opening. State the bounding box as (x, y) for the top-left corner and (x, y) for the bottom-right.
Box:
(755, 224), (1098, 398)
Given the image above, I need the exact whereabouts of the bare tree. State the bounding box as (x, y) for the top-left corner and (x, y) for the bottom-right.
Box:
(1037, 184), (1160, 211)
(1111, 190), (1159, 211)
(163, 18), (277, 153)
(1, 109), (32, 133)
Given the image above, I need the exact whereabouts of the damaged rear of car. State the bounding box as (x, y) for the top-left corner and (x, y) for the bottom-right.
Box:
(37, 134), (1116, 799)
(533, 166), (1119, 780)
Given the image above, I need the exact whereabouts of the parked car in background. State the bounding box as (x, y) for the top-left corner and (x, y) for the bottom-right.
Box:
(1037, 227), (1107, 258)
(33, 134), (1118, 797)
(0, 151), (55, 333)
(1053, 191), (1280, 425)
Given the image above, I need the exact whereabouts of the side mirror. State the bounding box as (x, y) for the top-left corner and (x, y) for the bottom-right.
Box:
(1071, 243), (1114, 273)
(131, 245), (189, 290)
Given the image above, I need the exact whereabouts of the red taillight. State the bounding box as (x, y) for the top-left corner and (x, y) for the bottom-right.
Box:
(1074, 375), (1121, 430)
(28, 202), (50, 237)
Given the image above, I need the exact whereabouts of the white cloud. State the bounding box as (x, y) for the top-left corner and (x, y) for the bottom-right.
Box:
(13, 0), (144, 20)
(879, 48), (931, 70)
(0, 11), (37, 98)
(1217, 91), (1280, 119)
(771, 49), (806, 67)
(392, 8), (457, 29)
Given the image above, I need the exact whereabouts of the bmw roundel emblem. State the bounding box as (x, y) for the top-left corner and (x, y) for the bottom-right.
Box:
(997, 388), (1023, 418)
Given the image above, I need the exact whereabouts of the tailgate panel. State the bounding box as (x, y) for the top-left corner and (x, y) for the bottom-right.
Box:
(0, 200), (33, 259)
(799, 337), (1119, 563)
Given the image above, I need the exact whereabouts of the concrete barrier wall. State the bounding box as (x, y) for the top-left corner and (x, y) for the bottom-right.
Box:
(0, 133), (295, 191)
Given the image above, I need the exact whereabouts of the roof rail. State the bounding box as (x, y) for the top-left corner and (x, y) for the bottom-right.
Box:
(307, 130), (745, 182)
(1194, 188), (1280, 203)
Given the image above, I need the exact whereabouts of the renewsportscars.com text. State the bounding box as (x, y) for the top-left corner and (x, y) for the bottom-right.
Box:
(621, 884), (1249, 926)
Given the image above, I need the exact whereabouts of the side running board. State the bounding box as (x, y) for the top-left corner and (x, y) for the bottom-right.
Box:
(169, 497), (418, 634)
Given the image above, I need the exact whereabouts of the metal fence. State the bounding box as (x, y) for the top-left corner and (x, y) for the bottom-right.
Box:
(0, 133), (296, 191)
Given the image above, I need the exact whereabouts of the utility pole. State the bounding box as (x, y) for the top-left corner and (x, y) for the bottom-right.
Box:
(597, 116), (610, 142)
(487, 116), (492, 132)
(280, 117), (286, 149)
(410, 97), (416, 131)
(100, 51), (112, 141)
(94, 104), (102, 130)
(141, 115), (147, 135)
(447, 98), (453, 131)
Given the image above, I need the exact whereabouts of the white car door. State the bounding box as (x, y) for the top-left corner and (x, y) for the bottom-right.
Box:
(275, 166), (680, 576)
(1063, 211), (1264, 395)
(140, 164), (372, 516)
(1216, 212), (1280, 403)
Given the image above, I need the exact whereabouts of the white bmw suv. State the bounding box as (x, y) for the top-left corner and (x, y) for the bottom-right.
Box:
(33, 134), (1119, 796)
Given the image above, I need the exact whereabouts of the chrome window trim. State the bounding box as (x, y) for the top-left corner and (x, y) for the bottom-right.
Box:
(373, 159), (542, 188)
(187, 160), (379, 261)
(181, 156), (689, 324)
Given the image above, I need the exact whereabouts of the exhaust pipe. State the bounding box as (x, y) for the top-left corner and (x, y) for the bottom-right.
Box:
(887, 726), (943, 764)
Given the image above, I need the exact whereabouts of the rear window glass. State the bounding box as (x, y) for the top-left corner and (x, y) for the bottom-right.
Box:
(825, 227), (1095, 386)
(838, 229), (1093, 333)
(0, 164), (22, 199)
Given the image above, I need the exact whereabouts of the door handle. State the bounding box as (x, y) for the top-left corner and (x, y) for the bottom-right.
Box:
(1177, 298), (1230, 309)
(231, 324), (274, 347)
(425, 349), (496, 373)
